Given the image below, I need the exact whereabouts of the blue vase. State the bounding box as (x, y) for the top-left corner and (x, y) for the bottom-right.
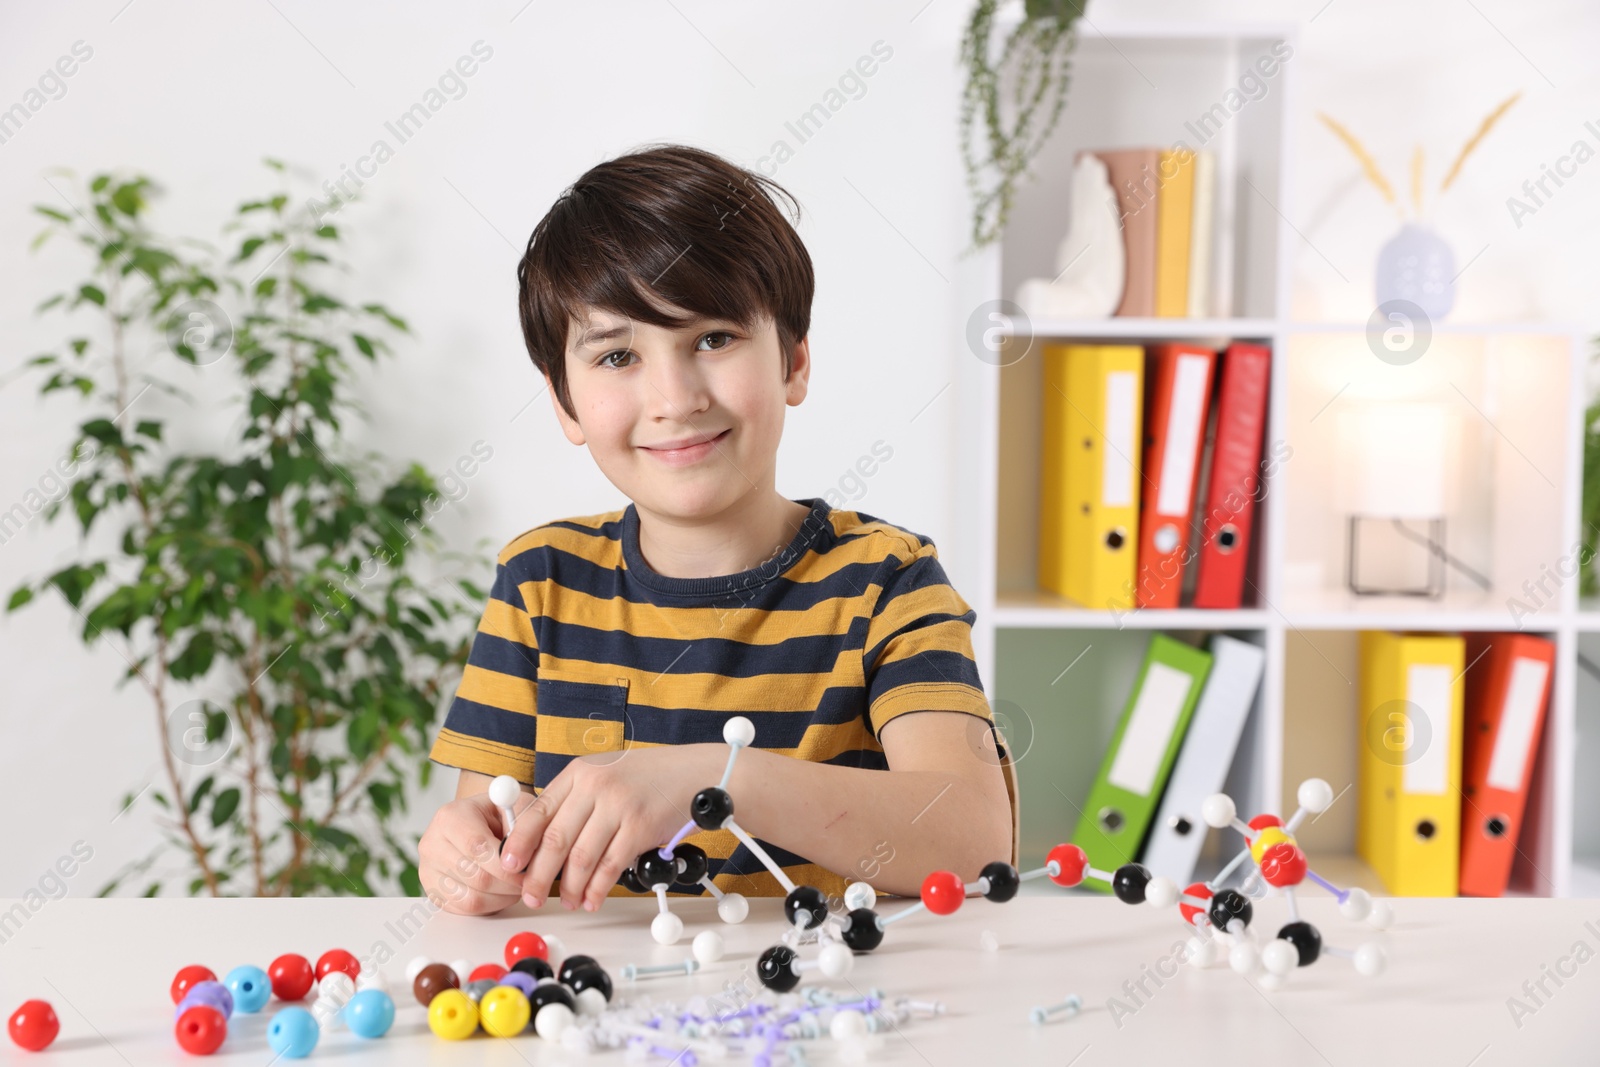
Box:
(1375, 224), (1455, 320)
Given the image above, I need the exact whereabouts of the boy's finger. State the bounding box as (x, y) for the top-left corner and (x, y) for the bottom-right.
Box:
(585, 833), (641, 912)
(559, 815), (620, 912)
(521, 793), (593, 908)
(499, 777), (569, 873)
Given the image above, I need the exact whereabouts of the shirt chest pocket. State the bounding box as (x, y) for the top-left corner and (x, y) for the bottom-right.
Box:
(533, 667), (632, 788)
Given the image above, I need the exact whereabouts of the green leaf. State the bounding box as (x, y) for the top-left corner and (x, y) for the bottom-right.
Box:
(237, 236), (265, 262)
(351, 333), (375, 359)
(189, 775), (215, 814)
(90, 175), (111, 193)
(78, 284), (106, 307)
(211, 786), (240, 827)
(135, 420), (163, 441)
(7, 586), (34, 612)
(34, 205), (72, 223)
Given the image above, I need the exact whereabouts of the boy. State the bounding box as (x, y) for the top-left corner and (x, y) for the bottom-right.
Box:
(417, 143), (1016, 916)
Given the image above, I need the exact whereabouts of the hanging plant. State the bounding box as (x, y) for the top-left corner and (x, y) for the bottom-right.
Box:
(959, 0), (1085, 251)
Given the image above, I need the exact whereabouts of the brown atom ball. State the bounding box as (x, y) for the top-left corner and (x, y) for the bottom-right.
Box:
(412, 962), (461, 1007)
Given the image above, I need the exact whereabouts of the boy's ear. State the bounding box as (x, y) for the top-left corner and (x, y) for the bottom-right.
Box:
(547, 372), (586, 445)
(784, 336), (810, 407)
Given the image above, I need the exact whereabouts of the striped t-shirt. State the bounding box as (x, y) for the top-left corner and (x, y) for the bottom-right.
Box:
(428, 496), (1019, 900)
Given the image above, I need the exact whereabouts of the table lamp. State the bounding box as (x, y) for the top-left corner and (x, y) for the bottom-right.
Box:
(1338, 401), (1451, 598)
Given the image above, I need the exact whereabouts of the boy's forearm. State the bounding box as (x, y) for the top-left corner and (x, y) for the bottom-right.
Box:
(723, 746), (1011, 897)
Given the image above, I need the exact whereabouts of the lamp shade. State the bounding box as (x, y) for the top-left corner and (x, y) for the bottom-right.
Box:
(1337, 402), (1450, 518)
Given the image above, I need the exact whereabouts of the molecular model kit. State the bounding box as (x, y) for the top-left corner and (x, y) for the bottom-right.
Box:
(5, 714), (1398, 1059)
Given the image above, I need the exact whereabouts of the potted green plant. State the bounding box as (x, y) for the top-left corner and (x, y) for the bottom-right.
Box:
(8, 162), (482, 897)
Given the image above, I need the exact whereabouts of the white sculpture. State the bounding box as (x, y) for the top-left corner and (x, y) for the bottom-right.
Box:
(1014, 153), (1124, 319)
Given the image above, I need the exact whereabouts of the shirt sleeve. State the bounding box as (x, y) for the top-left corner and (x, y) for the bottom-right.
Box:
(427, 549), (541, 784)
(861, 539), (993, 738)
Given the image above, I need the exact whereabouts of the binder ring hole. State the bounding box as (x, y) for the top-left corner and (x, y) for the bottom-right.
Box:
(1098, 807), (1124, 833)
(1216, 524), (1238, 552)
(1105, 528), (1126, 551)
(1172, 816), (1193, 837)
(1486, 815), (1509, 839)
(1415, 819), (1437, 841)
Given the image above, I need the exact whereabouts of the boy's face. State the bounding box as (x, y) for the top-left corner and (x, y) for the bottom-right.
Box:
(549, 303), (809, 521)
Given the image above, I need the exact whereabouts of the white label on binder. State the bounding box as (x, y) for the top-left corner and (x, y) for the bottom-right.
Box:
(1108, 661), (1193, 796)
(1403, 663), (1453, 795)
(1103, 371), (1137, 508)
(1156, 354), (1211, 517)
(1487, 657), (1549, 792)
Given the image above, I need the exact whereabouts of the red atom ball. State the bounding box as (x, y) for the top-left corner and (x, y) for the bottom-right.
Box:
(1260, 842), (1309, 888)
(1178, 881), (1214, 926)
(1247, 813), (1283, 832)
(504, 931), (548, 968)
(171, 965), (217, 1005)
(175, 1004), (227, 1055)
(921, 870), (966, 915)
(314, 949), (360, 983)
(9, 1000), (60, 1052)
(468, 963), (508, 983)
(268, 954), (315, 1001)
(1046, 843), (1089, 887)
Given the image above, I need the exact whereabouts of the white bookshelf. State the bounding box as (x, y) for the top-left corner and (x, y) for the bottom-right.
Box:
(946, 20), (1595, 898)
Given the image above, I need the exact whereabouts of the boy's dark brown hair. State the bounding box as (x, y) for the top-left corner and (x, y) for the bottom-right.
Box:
(517, 144), (814, 422)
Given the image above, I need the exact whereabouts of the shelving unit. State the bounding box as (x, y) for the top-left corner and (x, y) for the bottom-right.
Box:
(946, 20), (1594, 897)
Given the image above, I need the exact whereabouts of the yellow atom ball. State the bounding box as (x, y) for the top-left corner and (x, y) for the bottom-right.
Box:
(1250, 826), (1294, 864)
(427, 988), (479, 1040)
(478, 986), (531, 1038)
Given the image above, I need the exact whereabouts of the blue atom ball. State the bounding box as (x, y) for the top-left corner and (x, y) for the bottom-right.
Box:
(223, 965), (273, 1013)
(267, 1006), (320, 1059)
(344, 989), (395, 1039)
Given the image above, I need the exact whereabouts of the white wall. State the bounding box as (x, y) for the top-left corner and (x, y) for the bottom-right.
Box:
(1, 0), (1595, 899)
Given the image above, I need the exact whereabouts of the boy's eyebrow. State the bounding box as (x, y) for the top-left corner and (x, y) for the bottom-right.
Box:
(572, 322), (634, 350)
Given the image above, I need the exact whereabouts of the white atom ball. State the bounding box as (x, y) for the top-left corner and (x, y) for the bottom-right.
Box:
(449, 959), (473, 987)
(488, 774), (521, 809)
(1354, 942), (1387, 977)
(1339, 887), (1373, 922)
(723, 716), (756, 748)
(575, 987), (607, 1016)
(1367, 899), (1394, 930)
(718, 893), (749, 924)
(693, 930), (726, 965)
(317, 971), (355, 1003)
(1229, 941), (1260, 975)
(843, 881), (877, 911)
(1186, 935), (1220, 968)
(535, 1001), (576, 1040)
(404, 956), (432, 984)
(818, 943), (854, 979)
(1202, 794), (1237, 829)
(1145, 876), (1178, 909)
(1257, 972), (1285, 991)
(830, 1010), (868, 1041)
(1262, 940), (1299, 976)
(1297, 778), (1334, 814)
(652, 911), (685, 945)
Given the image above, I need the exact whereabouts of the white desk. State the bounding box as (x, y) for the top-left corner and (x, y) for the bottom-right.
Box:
(2, 895), (1595, 1064)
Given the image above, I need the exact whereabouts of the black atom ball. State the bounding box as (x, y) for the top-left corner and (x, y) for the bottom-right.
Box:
(841, 908), (885, 952)
(981, 861), (1021, 903)
(634, 849), (678, 889)
(556, 954), (598, 986)
(1208, 888), (1253, 932)
(1277, 921), (1322, 967)
(673, 843), (709, 886)
(617, 865), (646, 894)
(1111, 863), (1153, 905)
(692, 787), (734, 830)
(565, 965), (613, 1001)
(528, 981), (576, 1016)
(784, 886), (828, 930)
(756, 945), (800, 992)
(510, 956), (554, 982)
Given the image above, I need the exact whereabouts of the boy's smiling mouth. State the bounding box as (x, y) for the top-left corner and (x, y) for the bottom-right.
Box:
(640, 428), (730, 462)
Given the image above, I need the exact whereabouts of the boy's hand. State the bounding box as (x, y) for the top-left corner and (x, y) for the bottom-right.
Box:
(418, 793), (533, 915)
(501, 744), (724, 912)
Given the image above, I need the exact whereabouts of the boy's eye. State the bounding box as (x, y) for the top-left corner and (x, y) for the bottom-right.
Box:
(597, 330), (735, 367)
